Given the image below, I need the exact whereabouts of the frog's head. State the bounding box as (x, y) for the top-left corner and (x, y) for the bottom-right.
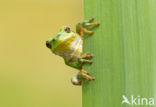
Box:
(46, 26), (73, 52)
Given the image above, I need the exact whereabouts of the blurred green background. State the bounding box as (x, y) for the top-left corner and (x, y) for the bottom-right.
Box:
(0, 0), (83, 107)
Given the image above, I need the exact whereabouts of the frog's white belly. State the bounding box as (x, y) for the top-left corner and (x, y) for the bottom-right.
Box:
(54, 36), (82, 61)
(70, 36), (82, 55)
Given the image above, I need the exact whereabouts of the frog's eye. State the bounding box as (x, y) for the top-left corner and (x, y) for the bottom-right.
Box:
(64, 27), (70, 33)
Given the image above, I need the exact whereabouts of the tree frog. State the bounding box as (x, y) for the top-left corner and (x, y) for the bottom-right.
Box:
(46, 18), (100, 85)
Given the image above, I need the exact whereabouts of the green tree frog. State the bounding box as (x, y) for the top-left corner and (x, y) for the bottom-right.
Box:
(46, 18), (100, 85)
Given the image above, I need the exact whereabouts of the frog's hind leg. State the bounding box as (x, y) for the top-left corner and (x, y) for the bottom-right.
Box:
(71, 72), (95, 85)
(71, 74), (82, 85)
(79, 71), (95, 81)
(80, 69), (89, 75)
(81, 72), (95, 81)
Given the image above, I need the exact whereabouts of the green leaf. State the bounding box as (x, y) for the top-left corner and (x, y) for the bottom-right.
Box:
(83, 0), (156, 107)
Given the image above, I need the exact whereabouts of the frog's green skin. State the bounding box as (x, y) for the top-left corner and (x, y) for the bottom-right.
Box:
(46, 18), (100, 85)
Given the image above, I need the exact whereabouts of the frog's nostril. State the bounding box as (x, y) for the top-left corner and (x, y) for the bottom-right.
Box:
(46, 41), (51, 49)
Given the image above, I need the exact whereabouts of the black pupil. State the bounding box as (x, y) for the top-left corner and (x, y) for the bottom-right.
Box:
(65, 27), (70, 31)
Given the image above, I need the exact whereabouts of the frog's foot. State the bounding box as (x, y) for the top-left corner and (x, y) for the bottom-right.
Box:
(79, 58), (93, 65)
(76, 17), (100, 38)
(71, 72), (95, 85)
(81, 72), (95, 81)
(81, 53), (93, 59)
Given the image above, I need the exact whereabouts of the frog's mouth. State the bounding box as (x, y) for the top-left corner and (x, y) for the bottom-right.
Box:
(46, 41), (51, 49)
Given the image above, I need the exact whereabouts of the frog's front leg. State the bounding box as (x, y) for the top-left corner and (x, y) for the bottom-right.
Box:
(76, 17), (100, 38)
(79, 58), (93, 64)
(81, 53), (93, 59)
(78, 53), (93, 75)
(64, 55), (93, 70)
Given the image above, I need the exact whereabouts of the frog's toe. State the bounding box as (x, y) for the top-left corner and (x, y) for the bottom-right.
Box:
(89, 60), (93, 64)
(87, 17), (94, 23)
(87, 53), (94, 58)
(83, 60), (93, 64)
(95, 23), (100, 26)
(91, 77), (95, 80)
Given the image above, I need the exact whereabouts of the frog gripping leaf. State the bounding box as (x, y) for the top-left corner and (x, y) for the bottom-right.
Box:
(46, 18), (100, 85)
